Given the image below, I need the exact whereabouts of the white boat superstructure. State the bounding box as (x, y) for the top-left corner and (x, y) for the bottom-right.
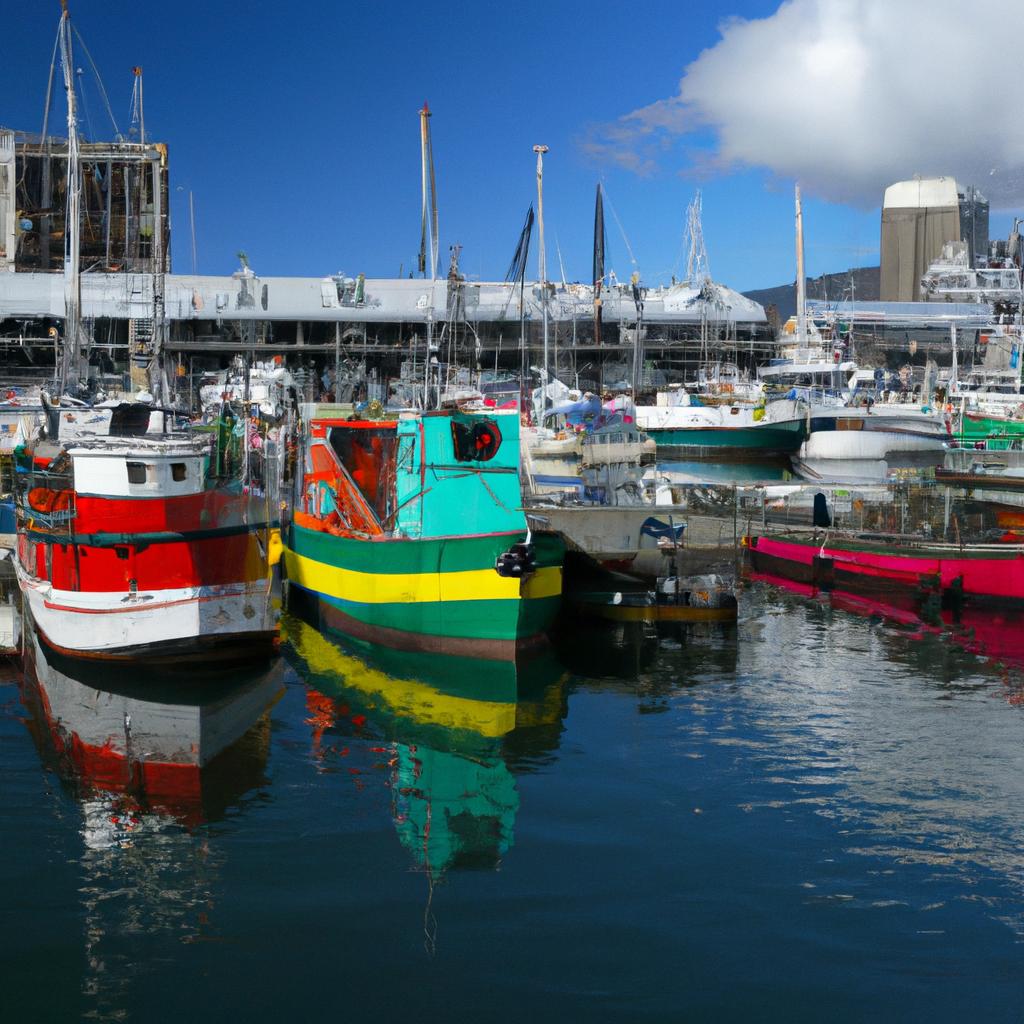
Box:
(524, 391), (656, 505)
(199, 359), (293, 420)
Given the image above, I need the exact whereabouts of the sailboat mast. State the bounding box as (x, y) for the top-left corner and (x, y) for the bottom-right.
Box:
(593, 184), (604, 348)
(795, 184), (807, 347)
(58, 0), (83, 394)
(419, 103), (438, 408)
(534, 144), (549, 413)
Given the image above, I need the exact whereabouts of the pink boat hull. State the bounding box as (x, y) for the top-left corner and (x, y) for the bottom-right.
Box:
(746, 534), (1024, 603)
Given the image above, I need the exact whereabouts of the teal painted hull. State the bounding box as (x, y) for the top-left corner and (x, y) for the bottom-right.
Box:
(647, 422), (805, 453)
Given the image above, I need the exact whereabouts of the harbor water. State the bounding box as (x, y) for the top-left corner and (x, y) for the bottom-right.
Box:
(3, 583), (1024, 1022)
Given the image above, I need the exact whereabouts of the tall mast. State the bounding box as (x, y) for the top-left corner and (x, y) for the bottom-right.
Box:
(419, 103), (438, 408)
(418, 102), (438, 279)
(795, 184), (807, 347)
(533, 144), (549, 413)
(58, 0), (84, 393)
(593, 184), (604, 348)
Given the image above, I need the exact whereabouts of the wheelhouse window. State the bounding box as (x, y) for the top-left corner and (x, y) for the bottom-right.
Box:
(126, 462), (147, 484)
(171, 463), (187, 481)
(328, 424), (399, 524)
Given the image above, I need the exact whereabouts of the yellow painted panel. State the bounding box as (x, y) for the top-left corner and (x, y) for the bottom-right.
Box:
(285, 549), (562, 605)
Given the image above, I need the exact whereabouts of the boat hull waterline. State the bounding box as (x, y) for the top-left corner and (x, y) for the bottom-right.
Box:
(286, 524), (563, 661)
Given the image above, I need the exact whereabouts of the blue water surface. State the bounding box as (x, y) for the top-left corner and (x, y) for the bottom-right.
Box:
(2, 583), (1024, 1022)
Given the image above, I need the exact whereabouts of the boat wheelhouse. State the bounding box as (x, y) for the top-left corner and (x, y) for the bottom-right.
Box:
(284, 408), (564, 661)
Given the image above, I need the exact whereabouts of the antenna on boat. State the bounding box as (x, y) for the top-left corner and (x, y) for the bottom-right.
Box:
(533, 144), (549, 415)
(129, 65), (145, 145)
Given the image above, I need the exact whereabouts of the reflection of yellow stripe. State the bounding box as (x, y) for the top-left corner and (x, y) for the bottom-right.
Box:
(284, 549), (562, 604)
(284, 616), (517, 737)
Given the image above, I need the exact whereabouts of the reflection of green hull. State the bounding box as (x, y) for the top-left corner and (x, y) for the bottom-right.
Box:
(958, 413), (1024, 449)
(282, 611), (566, 740)
(282, 613), (543, 878)
(285, 524), (564, 662)
(648, 420), (805, 454)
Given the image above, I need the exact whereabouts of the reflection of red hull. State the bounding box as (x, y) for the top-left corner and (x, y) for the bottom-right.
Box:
(750, 570), (1024, 669)
(20, 632), (284, 825)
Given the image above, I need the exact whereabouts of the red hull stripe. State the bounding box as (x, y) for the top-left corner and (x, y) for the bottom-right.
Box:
(20, 530), (270, 592)
(72, 491), (250, 533)
(24, 521), (273, 547)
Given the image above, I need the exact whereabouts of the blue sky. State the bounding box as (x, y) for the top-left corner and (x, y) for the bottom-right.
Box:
(6, 1), (1017, 292)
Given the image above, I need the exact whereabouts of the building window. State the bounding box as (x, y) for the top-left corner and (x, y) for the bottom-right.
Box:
(127, 462), (147, 484)
(171, 463), (187, 481)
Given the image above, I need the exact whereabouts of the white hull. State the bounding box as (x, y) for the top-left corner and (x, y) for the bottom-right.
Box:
(16, 567), (275, 661)
(801, 429), (947, 460)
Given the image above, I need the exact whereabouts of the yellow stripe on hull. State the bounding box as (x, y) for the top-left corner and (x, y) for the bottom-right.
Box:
(284, 548), (562, 605)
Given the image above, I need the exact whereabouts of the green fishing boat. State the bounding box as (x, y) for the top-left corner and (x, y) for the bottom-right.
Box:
(957, 410), (1024, 450)
(284, 409), (564, 661)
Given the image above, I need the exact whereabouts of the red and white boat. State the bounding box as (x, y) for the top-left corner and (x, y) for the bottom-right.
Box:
(10, 8), (279, 665)
(14, 417), (279, 664)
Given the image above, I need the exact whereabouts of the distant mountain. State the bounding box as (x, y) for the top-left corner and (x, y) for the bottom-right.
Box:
(743, 266), (880, 326)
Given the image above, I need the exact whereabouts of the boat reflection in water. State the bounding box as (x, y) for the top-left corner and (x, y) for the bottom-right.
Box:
(283, 612), (567, 886)
(17, 629), (286, 1020)
(20, 629), (286, 829)
(749, 570), (1024, 683)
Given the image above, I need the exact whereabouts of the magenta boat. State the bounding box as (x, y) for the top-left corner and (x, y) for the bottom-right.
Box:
(744, 533), (1024, 606)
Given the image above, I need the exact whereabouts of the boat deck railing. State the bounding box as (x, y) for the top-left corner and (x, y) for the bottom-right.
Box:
(15, 467), (77, 532)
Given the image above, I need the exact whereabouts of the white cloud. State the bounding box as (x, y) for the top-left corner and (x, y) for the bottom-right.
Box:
(582, 0), (1024, 207)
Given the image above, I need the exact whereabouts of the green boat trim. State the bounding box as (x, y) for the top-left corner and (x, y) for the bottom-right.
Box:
(646, 419), (806, 453)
